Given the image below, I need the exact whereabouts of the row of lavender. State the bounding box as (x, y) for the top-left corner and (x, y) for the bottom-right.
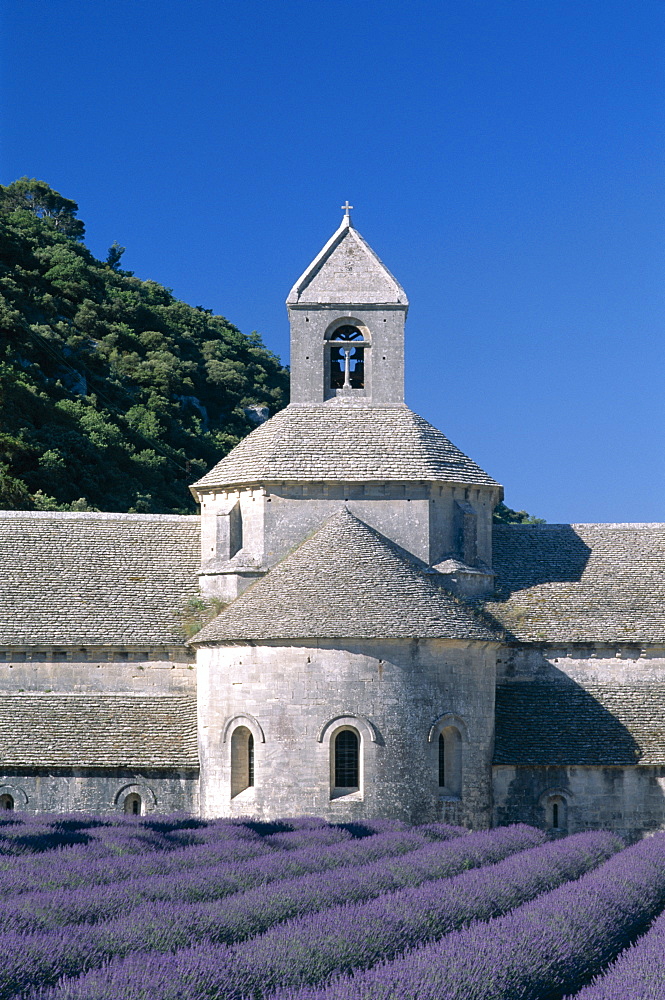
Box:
(0, 822), (438, 899)
(0, 813), (398, 864)
(566, 899), (665, 999)
(2, 814), (664, 999)
(272, 832), (665, 1000)
(27, 830), (621, 1000)
(0, 823), (546, 997)
(0, 823), (472, 931)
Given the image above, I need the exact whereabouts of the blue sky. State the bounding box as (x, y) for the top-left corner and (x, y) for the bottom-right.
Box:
(2, 0), (663, 523)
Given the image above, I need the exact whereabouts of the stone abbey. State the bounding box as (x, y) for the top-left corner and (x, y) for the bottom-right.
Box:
(1, 210), (665, 837)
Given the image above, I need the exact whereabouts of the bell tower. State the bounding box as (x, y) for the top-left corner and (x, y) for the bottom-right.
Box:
(286, 205), (409, 406)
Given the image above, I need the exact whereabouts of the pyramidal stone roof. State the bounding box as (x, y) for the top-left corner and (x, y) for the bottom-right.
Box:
(193, 404), (501, 491)
(286, 215), (408, 306)
(193, 508), (499, 643)
(486, 523), (665, 643)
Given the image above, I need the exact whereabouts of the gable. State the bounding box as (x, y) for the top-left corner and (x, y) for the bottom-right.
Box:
(287, 221), (407, 305)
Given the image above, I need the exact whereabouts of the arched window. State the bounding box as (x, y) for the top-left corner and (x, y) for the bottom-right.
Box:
(334, 728), (359, 790)
(231, 725), (255, 797)
(123, 793), (141, 816)
(328, 326), (366, 390)
(0, 794), (14, 811)
(438, 726), (462, 797)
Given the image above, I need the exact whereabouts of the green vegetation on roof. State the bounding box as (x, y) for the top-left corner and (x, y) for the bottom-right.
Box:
(493, 502), (545, 525)
(0, 177), (289, 513)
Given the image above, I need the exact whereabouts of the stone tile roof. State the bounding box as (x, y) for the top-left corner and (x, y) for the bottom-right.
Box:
(0, 512), (200, 647)
(286, 218), (408, 306)
(0, 693), (198, 769)
(494, 682), (665, 765)
(193, 405), (501, 491)
(193, 509), (499, 643)
(485, 523), (665, 643)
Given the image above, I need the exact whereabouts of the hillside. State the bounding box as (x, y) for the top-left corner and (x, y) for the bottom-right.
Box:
(0, 178), (289, 513)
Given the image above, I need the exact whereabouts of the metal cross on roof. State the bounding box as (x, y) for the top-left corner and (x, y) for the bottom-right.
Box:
(341, 200), (353, 218)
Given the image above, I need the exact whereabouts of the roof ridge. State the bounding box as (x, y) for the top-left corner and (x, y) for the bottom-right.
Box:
(0, 692), (196, 698)
(495, 522), (665, 530)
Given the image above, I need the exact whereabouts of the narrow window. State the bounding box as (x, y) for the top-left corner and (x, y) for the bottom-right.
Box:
(439, 727), (462, 797)
(123, 793), (141, 815)
(231, 725), (255, 797)
(0, 794), (14, 811)
(547, 796), (567, 832)
(453, 501), (478, 565)
(334, 729), (359, 789)
(248, 733), (254, 787)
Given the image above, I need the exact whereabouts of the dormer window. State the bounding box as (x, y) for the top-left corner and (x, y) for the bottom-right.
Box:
(329, 326), (366, 390)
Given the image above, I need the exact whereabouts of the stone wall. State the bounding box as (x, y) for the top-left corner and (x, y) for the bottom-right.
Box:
(496, 644), (665, 685)
(493, 764), (665, 840)
(288, 306), (406, 407)
(197, 637), (496, 826)
(493, 643), (665, 838)
(0, 769), (199, 815)
(0, 647), (199, 816)
(198, 482), (496, 602)
(0, 647), (195, 693)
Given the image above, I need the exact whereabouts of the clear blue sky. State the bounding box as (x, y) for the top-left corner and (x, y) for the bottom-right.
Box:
(2, 0), (663, 523)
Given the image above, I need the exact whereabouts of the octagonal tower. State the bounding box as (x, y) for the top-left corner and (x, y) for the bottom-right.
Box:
(191, 209), (503, 826)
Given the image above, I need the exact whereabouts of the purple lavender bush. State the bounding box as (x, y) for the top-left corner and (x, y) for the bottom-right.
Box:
(78, 823), (552, 957)
(0, 827), (270, 896)
(566, 903), (665, 999)
(0, 817), (455, 898)
(270, 832), (665, 1000)
(0, 827), (440, 932)
(14, 825), (544, 999)
(44, 829), (615, 1000)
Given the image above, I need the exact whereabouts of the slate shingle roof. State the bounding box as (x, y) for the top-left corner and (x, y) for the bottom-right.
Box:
(0, 512), (200, 647)
(193, 509), (499, 643)
(193, 405), (501, 491)
(485, 523), (665, 644)
(0, 693), (198, 768)
(494, 682), (665, 765)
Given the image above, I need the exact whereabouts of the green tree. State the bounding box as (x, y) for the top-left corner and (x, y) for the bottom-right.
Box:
(0, 177), (85, 239)
(493, 501), (545, 525)
(0, 177), (289, 514)
(105, 241), (126, 270)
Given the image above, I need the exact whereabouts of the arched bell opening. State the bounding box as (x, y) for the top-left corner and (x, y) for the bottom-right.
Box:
(0, 794), (14, 811)
(324, 321), (370, 395)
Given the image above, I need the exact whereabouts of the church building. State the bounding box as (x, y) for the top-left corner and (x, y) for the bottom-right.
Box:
(1, 209), (664, 838)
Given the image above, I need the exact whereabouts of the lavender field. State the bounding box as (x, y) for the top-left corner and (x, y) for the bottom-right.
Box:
(0, 813), (662, 998)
